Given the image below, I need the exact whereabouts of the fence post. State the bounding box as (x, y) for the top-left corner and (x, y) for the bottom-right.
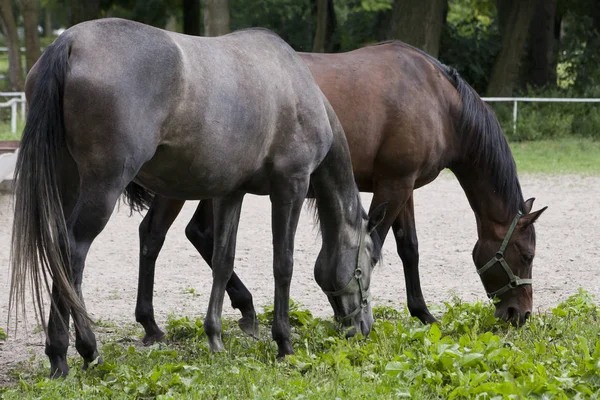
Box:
(20, 92), (26, 122)
(512, 100), (518, 135)
(11, 100), (17, 134)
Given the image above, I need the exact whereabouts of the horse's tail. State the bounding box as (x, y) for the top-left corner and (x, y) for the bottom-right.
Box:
(10, 37), (88, 331)
(123, 182), (155, 214)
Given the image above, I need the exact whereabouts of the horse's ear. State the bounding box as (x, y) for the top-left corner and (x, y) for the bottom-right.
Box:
(520, 206), (548, 228)
(524, 198), (535, 214)
(368, 203), (387, 233)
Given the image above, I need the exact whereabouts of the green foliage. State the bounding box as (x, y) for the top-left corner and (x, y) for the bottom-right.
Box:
(490, 86), (600, 141)
(0, 327), (7, 340)
(440, 0), (500, 93)
(3, 291), (600, 399)
(230, 0), (314, 51)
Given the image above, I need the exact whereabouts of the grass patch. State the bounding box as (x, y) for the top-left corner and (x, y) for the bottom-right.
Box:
(511, 138), (600, 174)
(1, 291), (599, 398)
(0, 120), (24, 141)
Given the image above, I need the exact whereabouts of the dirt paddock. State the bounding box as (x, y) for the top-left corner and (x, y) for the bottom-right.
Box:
(1, 172), (599, 379)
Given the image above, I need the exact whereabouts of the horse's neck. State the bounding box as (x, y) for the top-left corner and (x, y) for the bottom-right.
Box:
(451, 164), (515, 239)
(310, 133), (362, 245)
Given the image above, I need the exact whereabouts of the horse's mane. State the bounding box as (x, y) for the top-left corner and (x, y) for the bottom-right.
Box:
(304, 186), (384, 263)
(369, 40), (525, 215)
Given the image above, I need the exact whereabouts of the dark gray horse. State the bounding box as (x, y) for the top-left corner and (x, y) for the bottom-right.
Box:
(10, 18), (385, 378)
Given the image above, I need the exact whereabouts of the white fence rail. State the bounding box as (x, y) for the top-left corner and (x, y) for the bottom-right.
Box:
(481, 97), (600, 133)
(0, 92), (26, 134)
(0, 94), (599, 136)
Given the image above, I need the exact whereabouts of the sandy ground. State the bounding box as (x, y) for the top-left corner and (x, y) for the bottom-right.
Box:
(1, 172), (599, 381)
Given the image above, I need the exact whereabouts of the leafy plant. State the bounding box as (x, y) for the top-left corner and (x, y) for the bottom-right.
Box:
(2, 291), (600, 399)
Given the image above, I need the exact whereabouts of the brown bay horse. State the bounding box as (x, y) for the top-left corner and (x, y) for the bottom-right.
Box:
(130, 41), (547, 344)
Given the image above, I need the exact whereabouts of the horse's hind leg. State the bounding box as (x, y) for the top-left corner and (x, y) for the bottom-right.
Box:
(66, 174), (131, 369)
(392, 195), (436, 324)
(136, 195), (185, 345)
(46, 285), (72, 378)
(204, 194), (245, 352)
(185, 199), (259, 337)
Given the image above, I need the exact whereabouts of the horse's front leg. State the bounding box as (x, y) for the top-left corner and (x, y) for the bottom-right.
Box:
(136, 195), (186, 344)
(392, 195), (437, 324)
(270, 175), (309, 358)
(204, 194), (245, 352)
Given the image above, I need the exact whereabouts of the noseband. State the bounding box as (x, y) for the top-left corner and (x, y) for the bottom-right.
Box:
(322, 231), (370, 321)
(477, 211), (532, 298)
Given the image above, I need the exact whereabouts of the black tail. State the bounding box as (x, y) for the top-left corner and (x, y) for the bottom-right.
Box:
(9, 37), (88, 331)
(123, 182), (155, 215)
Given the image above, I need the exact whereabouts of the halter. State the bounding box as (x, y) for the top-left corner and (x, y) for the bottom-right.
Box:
(322, 230), (370, 322)
(477, 211), (532, 298)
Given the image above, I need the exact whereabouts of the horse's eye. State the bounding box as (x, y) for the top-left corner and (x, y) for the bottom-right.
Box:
(522, 253), (534, 264)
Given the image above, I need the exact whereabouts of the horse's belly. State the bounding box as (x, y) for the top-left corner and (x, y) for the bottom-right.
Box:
(134, 146), (271, 199)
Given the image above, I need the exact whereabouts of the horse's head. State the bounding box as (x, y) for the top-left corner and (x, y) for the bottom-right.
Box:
(314, 204), (386, 337)
(472, 198), (547, 326)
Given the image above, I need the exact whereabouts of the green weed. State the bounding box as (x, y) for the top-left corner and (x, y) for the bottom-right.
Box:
(2, 291), (600, 399)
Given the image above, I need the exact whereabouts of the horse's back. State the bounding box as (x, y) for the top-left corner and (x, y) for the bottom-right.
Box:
(50, 19), (332, 199)
(300, 43), (462, 190)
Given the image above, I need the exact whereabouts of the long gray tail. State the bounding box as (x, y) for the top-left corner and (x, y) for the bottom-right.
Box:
(10, 37), (88, 331)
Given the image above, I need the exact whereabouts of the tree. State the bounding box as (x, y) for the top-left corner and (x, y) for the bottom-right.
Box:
(66, 0), (101, 26)
(183, 0), (201, 35)
(387, 0), (448, 58)
(21, 0), (42, 72)
(312, 0), (328, 52)
(0, 0), (24, 90)
(486, 0), (535, 96)
(312, 0), (337, 52)
(204, 0), (229, 36)
(522, 0), (559, 88)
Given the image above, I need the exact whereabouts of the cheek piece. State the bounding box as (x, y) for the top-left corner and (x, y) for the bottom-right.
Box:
(477, 211), (532, 298)
(322, 232), (370, 321)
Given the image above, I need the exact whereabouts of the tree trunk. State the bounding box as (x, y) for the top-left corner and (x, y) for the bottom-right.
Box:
(0, 0), (24, 90)
(486, 0), (536, 96)
(183, 0), (201, 36)
(67, 0), (101, 26)
(204, 0), (229, 37)
(312, 0), (337, 52)
(387, 0), (448, 58)
(522, 0), (559, 88)
(21, 0), (42, 72)
(312, 0), (328, 52)
(45, 7), (52, 37)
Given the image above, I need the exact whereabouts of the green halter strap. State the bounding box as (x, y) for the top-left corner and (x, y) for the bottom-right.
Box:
(322, 230), (370, 322)
(477, 211), (532, 298)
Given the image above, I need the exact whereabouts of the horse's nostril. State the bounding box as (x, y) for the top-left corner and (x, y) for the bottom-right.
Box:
(523, 311), (531, 321)
(505, 307), (518, 322)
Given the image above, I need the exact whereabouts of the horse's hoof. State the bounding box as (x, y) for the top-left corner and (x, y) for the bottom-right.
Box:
(276, 350), (295, 360)
(276, 342), (294, 359)
(142, 330), (165, 346)
(238, 316), (260, 338)
(82, 354), (103, 370)
(414, 310), (438, 325)
(49, 363), (69, 379)
(208, 336), (225, 353)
